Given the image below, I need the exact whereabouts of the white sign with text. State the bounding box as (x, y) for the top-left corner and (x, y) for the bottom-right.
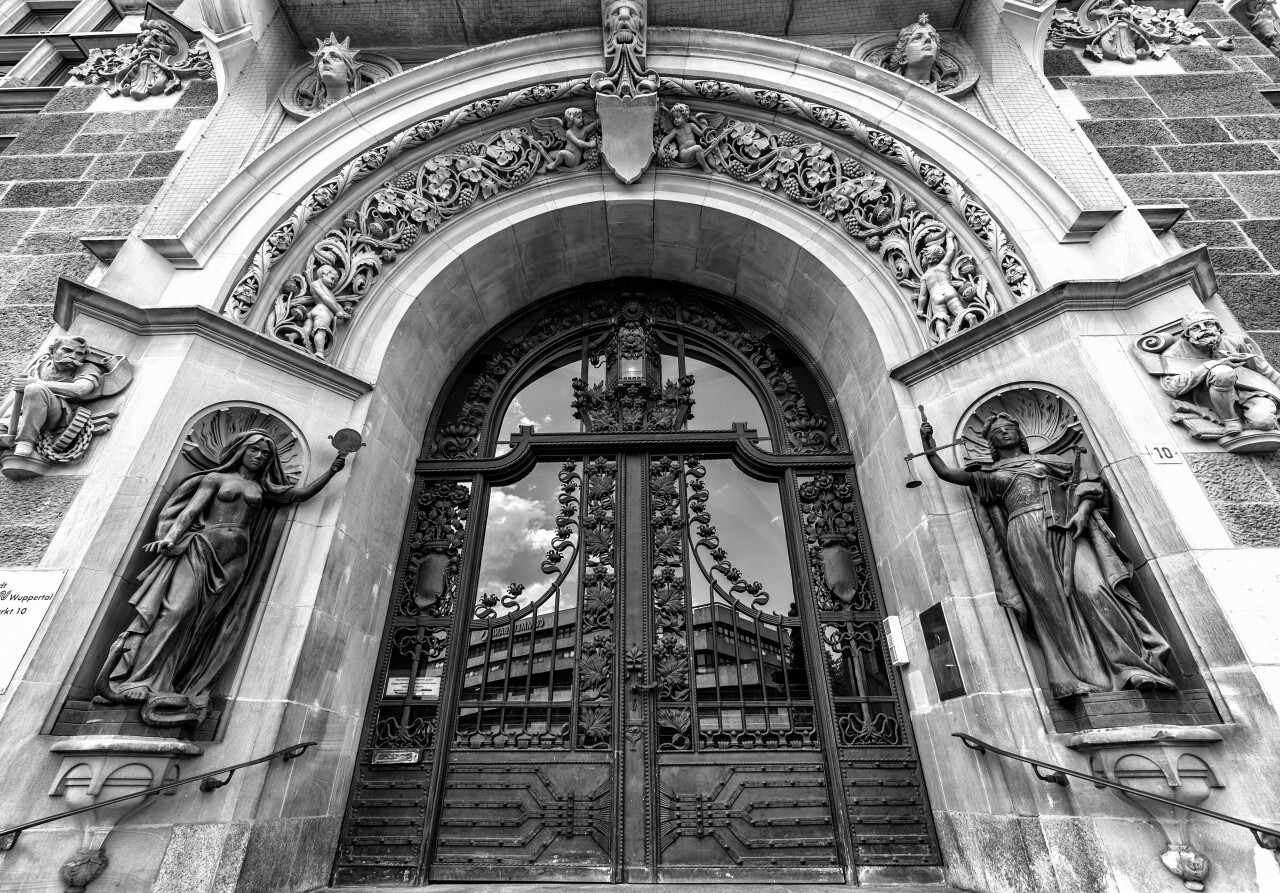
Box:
(0, 569), (65, 694)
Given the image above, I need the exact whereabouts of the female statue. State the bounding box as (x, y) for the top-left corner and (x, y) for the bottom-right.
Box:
(97, 429), (345, 725)
(921, 412), (1175, 700)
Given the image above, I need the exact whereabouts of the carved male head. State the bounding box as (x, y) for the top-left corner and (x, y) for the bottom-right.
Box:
(49, 336), (89, 371)
(1180, 309), (1224, 353)
(138, 20), (179, 57)
(603, 0), (644, 50)
(890, 14), (940, 82)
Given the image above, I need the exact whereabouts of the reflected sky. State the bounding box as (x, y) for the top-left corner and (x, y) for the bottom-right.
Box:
(684, 357), (770, 436)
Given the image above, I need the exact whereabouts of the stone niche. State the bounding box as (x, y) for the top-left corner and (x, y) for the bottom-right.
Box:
(49, 404), (309, 742)
(955, 386), (1220, 734)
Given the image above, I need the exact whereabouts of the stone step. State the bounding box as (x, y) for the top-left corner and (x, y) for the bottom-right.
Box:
(330, 884), (961, 892)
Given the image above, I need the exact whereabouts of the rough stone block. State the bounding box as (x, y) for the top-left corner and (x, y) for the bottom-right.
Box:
(1172, 219), (1245, 247)
(0, 180), (91, 208)
(1195, 0), (1232, 19)
(82, 111), (161, 134)
(175, 79), (219, 107)
(1216, 273), (1280, 328)
(0, 524), (57, 566)
(1061, 75), (1143, 98)
(0, 210), (39, 248)
(1254, 330), (1280, 361)
(1219, 115), (1280, 140)
(1158, 141), (1280, 172)
(119, 130), (185, 152)
(12, 232), (87, 256)
(1249, 53), (1280, 80)
(86, 153), (143, 180)
(88, 205), (145, 235)
(152, 822), (251, 893)
(132, 150), (183, 178)
(1183, 197), (1245, 219)
(1195, 19), (1222, 37)
(64, 132), (125, 154)
(33, 207), (96, 232)
(1044, 49), (1090, 78)
(5, 113), (89, 154)
(1240, 218), (1280, 266)
(1081, 118), (1174, 146)
(83, 178), (165, 206)
(1167, 45), (1234, 71)
(0, 475), (85, 526)
(233, 818), (304, 893)
(1209, 246), (1272, 272)
(1165, 117), (1233, 144)
(1221, 172), (1280, 215)
(0, 257), (32, 302)
(1140, 72), (1275, 117)
(1209, 500), (1280, 546)
(153, 107), (208, 131)
(1080, 96), (1163, 119)
(1114, 173), (1228, 201)
(0, 154), (93, 180)
(6, 252), (96, 304)
(1097, 145), (1168, 174)
(42, 86), (100, 113)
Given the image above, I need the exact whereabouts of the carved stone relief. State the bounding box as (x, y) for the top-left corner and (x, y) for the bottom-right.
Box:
(1134, 308), (1280, 453)
(279, 33), (402, 120)
(591, 0), (661, 183)
(224, 104), (1027, 361)
(91, 407), (359, 728)
(1231, 0), (1280, 48)
(919, 387), (1178, 703)
(70, 14), (213, 100)
(850, 15), (980, 99)
(0, 336), (133, 481)
(1048, 0), (1205, 62)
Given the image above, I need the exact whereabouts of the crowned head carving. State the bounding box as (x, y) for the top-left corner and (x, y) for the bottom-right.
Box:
(891, 14), (941, 85)
(279, 33), (402, 119)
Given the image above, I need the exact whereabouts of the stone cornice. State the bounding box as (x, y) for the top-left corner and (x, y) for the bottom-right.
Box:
(53, 277), (372, 399)
(889, 245), (1216, 386)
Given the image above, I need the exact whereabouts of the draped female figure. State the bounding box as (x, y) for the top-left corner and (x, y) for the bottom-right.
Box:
(921, 412), (1174, 700)
(98, 429), (344, 725)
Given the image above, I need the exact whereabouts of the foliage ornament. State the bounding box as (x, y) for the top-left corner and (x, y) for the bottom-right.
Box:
(221, 82), (1032, 357)
(71, 15), (212, 99)
(279, 33), (402, 120)
(1048, 0), (1204, 62)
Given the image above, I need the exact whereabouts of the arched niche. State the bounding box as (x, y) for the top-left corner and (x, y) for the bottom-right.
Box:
(950, 383), (1219, 733)
(48, 402), (312, 741)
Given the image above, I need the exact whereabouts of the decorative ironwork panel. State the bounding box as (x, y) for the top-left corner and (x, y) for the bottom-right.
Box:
(431, 758), (614, 882)
(840, 755), (941, 867)
(654, 759), (843, 881)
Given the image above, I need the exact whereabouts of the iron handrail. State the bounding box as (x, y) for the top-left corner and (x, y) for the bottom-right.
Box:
(0, 741), (317, 849)
(954, 732), (1280, 849)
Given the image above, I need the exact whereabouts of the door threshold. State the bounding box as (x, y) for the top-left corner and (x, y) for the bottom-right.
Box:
(329, 884), (958, 892)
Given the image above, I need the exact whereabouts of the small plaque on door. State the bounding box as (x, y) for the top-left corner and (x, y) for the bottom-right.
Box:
(371, 749), (420, 765)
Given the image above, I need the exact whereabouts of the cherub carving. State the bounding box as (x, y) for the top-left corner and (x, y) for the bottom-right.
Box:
(532, 108), (601, 172)
(656, 103), (725, 172)
(916, 233), (981, 341)
(269, 260), (358, 360)
(302, 263), (351, 360)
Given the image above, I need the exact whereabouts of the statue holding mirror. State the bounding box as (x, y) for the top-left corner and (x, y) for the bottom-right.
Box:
(95, 413), (364, 727)
(916, 388), (1175, 701)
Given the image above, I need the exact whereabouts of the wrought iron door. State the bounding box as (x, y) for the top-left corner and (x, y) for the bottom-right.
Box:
(332, 284), (940, 886)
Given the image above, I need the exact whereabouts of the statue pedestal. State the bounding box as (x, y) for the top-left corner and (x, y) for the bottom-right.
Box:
(1050, 688), (1219, 732)
(1069, 726), (1224, 891)
(41, 736), (202, 892)
(1218, 429), (1280, 453)
(0, 453), (50, 480)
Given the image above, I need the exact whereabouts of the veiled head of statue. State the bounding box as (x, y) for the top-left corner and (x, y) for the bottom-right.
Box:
(982, 412), (1030, 455)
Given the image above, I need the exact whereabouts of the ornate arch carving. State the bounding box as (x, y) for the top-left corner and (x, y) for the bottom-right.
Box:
(217, 77), (1034, 362)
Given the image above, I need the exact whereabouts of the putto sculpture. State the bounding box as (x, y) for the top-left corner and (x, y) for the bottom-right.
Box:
(656, 103), (725, 172)
(94, 411), (363, 727)
(1135, 309), (1280, 452)
(918, 392), (1177, 701)
(532, 107), (601, 171)
(0, 336), (132, 480)
(1048, 0), (1204, 62)
(279, 33), (401, 120)
(70, 16), (212, 100)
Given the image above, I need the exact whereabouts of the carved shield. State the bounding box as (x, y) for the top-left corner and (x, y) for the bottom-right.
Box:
(595, 92), (659, 185)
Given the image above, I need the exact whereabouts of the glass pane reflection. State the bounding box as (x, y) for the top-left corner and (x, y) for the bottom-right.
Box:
(684, 356), (770, 439)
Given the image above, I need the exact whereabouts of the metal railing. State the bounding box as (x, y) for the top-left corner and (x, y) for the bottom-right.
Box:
(0, 741), (317, 850)
(954, 732), (1280, 850)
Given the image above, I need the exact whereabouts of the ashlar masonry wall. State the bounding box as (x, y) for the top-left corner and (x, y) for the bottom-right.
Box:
(0, 79), (218, 563)
(1047, 1), (1280, 546)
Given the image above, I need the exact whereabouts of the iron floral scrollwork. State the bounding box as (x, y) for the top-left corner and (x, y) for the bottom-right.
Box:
(1049, 0), (1204, 62)
(797, 473), (873, 611)
(402, 480), (470, 616)
(685, 456), (771, 611)
(577, 457), (617, 749)
(650, 457), (694, 751)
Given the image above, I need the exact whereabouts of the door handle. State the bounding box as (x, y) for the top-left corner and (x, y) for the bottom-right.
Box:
(628, 667), (660, 694)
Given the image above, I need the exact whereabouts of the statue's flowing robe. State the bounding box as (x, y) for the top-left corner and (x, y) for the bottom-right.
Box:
(112, 431), (293, 702)
(969, 454), (1173, 699)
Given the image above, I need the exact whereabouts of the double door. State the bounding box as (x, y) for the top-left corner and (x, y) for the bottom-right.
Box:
(335, 443), (938, 885)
